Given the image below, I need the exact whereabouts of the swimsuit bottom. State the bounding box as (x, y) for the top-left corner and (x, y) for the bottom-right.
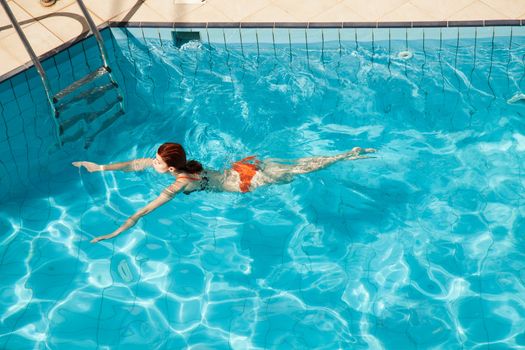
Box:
(232, 156), (260, 193)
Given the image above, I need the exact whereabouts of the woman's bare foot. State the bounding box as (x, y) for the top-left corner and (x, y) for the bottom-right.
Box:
(340, 147), (377, 160)
(349, 147), (377, 156)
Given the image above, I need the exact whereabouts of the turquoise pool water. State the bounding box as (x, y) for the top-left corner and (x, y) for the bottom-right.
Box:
(1, 26), (525, 349)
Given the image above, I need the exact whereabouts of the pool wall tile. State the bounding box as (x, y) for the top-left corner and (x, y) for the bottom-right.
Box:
(407, 27), (423, 42)
(223, 28), (241, 45)
(255, 28), (274, 45)
(205, 28), (225, 45)
(339, 29), (357, 47)
(10, 93), (33, 115)
(101, 29), (113, 43)
(458, 27), (477, 40)
(391, 28), (409, 51)
(422, 27), (443, 41)
(407, 28), (424, 52)
(158, 28), (173, 43)
(355, 28), (373, 42)
(84, 37), (104, 63)
(511, 26), (525, 45)
(306, 30), (323, 45)
(4, 103), (23, 135)
(372, 28), (390, 43)
(24, 70), (41, 95)
(9, 73), (29, 100)
(126, 27), (146, 44)
(493, 26), (512, 38)
(288, 28), (307, 46)
(475, 26), (495, 39)
(51, 50), (69, 80)
(441, 27), (460, 41)
(268, 28), (285, 45)
(321, 29), (340, 49)
(193, 28), (209, 43)
(110, 27), (129, 41)
(240, 28), (257, 46)
(68, 45), (90, 78)
(0, 81), (15, 104)
(140, 27), (160, 40)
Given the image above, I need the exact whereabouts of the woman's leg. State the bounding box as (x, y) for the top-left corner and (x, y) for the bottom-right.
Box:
(259, 147), (376, 183)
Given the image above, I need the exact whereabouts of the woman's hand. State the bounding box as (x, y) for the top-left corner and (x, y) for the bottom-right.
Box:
(90, 234), (113, 243)
(72, 161), (103, 172)
(89, 194), (173, 245)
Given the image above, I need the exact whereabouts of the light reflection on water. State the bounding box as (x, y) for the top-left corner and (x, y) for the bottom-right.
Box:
(0, 27), (525, 349)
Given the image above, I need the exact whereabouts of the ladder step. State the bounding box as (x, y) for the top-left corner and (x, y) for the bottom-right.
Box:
(53, 66), (109, 102)
(59, 93), (123, 135)
(55, 82), (117, 113)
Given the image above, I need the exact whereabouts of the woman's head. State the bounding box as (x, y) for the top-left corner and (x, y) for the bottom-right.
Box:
(153, 143), (203, 174)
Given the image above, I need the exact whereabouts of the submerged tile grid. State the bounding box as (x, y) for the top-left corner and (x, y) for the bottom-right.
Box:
(0, 0), (524, 80)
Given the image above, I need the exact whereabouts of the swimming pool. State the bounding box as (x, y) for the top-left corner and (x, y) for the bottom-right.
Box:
(1, 25), (525, 349)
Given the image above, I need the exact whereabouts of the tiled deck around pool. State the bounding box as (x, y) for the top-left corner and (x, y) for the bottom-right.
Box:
(1, 0), (525, 80)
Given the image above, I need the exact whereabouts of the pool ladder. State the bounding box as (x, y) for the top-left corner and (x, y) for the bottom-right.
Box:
(0, 0), (124, 148)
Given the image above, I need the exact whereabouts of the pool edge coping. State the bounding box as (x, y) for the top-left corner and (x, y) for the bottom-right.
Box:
(1, 19), (524, 83)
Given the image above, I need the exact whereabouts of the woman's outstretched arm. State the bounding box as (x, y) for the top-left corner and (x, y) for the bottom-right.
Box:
(90, 179), (188, 243)
(72, 158), (153, 172)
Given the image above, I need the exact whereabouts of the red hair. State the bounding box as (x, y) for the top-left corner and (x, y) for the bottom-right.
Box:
(157, 143), (203, 174)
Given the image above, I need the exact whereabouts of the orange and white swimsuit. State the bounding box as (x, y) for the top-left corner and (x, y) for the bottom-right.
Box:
(164, 157), (261, 195)
(232, 156), (260, 193)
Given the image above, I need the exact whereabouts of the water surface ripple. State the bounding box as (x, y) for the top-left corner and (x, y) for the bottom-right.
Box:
(1, 28), (525, 349)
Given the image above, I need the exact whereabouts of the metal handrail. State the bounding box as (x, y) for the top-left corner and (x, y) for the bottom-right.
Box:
(0, 0), (56, 108)
(75, 0), (110, 70)
(0, 0), (120, 148)
(0, 0), (60, 145)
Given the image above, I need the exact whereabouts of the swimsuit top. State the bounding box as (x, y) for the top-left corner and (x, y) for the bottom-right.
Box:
(178, 172), (209, 195)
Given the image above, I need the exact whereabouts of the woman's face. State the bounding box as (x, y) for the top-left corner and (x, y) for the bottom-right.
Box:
(152, 153), (174, 174)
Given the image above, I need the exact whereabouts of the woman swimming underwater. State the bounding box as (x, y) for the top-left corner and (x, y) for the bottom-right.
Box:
(73, 143), (376, 243)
